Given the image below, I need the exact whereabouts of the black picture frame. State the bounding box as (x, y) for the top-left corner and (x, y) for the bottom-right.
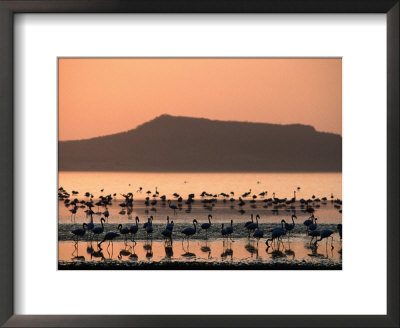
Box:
(0, 0), (398, 327)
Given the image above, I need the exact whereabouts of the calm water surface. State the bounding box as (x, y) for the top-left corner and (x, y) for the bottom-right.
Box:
(59, 238), (342, 264)
(59, 172), (341, 200)
(58, 171), (342, 268)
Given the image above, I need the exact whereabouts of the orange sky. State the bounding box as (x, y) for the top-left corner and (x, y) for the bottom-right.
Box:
(59, 58), (341, 141)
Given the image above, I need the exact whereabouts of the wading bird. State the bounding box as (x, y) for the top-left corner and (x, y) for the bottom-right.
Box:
(309, 217), (318, 232)
(308, 230), (321, 245)
(118, 224), (130, 241)
(181, 219), (198, 241)
(71, 223), (87, 242)
(283, 214), (297, 240)
(314, 229), (334, 248)
(168, 200), (178, 214)
(91, 218), (105, 241)
(244, 214), (254, 228)
(303, 214), (314, 234)
(246, 214), (259, 236)
(98, 231), (120, 247)
(166, 216), (174, 231)
(129, 216), (140, 240)
(201, 214), (212, 237)
(225, 219), (234, 239)
(337, 224), (342, 240)
(145, 217), (153, 237)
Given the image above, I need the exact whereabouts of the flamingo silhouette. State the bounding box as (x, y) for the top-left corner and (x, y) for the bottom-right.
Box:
(181, 219), (198, 241)
(201, 214), (212, 237)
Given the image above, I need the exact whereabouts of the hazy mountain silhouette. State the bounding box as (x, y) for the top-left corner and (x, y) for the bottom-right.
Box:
(59, 115), (342, 172)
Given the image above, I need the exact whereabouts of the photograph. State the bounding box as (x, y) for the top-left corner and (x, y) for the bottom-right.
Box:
(57, 57), (342, 270)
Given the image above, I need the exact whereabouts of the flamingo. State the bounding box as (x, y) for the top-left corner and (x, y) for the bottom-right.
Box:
(162, 216), (173, 239)
(168, 200), (178, 214)
(283, 214), (297, 239)
(98, 231), (119, 247)
(266, 220), (286, 248)
(303, 214), (314, 234)
(225, 219), (234, 239)
(103, 210), (110, 221)
(143, 216), (153, 229)
(337, 224), (342, 240)
(221, 223), (228, 238)
(309, 217), (318, 231)
(201, 214), (212, 237)
(181, 219), (198, 240)
(308, 230), (321, 245)
(71, 223), (87, 241)
(118, 224), (130, 241)
(129, 216), (140, 240)
(246, 214), (259, 236)
(161, 228), (172, 239)
(91, 218), (105, 241)
(166, 216), (174, 231)
(244, 214), (254, 228)
(314, 229), (334, 248)
(266, 228), (286, 248)
(86, 215), (94, 231)
(253, 228), (264, 240)
(69, 206), (78, 221)
(145, 217), (153, 237)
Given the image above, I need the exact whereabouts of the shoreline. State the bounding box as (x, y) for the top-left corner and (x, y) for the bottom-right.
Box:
(58, 260), (341, 270)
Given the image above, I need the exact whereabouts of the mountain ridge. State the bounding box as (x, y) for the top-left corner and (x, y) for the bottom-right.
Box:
(59, 115), (342, 172)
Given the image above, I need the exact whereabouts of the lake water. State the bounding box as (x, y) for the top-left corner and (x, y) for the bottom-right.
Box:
(58, 171), (342, 269)
(59, 171), (341, 201)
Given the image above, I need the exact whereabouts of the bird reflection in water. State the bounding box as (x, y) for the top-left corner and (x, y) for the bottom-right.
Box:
(266, 237), (286, 259)
(143, 239), (153, 260)
(129, 241), (138, 261)
(200, 241), (212, 259)
(118, 244), (132, 260)
(284, 239), (295, 259)
(265, 246), (285, 259)
(91, 245), (106, 261)
(308, 244), (326, 259)
(221, 239), (233, 261)
(181, 240), (196, 258)
(71, 240), (85, 261)
(86, 241), (94, 258)
(163, 238), (174, 260)
(245, 240), (259, 259)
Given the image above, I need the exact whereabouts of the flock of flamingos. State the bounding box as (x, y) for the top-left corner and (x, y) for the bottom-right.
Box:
(58, 186), (343, 256)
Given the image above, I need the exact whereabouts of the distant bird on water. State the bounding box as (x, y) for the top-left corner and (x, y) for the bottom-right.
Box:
(168, 200), (178, 214)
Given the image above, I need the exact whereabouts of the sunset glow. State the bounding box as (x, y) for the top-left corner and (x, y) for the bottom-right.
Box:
(59, 58), (341, 141)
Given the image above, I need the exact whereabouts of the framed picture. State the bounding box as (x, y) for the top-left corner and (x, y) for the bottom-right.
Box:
(0, 0), (398, 327)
